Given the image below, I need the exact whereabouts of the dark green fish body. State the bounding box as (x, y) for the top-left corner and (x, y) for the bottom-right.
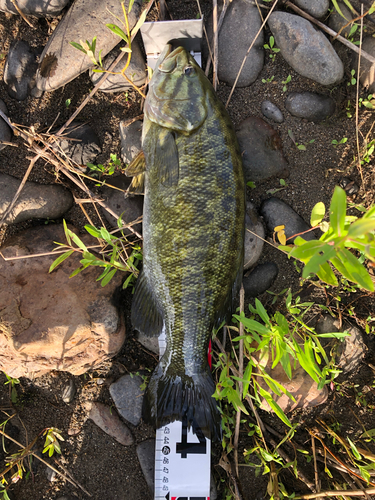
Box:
(131, 45), (245, 440)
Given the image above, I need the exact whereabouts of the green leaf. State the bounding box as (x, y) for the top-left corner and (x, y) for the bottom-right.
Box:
(330, 186), (347, 236)
(49, 250), (74, 273)
(85, 225), (101, 238)
(289, 240), (326, 263)
(106, 24), (128, 42)
(69, 41), (87, 53)
(131, 8), (148, 37)
(316, 332), (350, 338)
(233, 315), (270, 336)
(70, 232), (87, 251)
(257, 385), (292, 427)
(254, 298), (270, 324)
(311, 202), (325, 226)
(348, 218), (375, 238)
(316, 261), (339, 286)
(100, 227), (113, 243)
(101, 268), (117, 286)
(338, 248), (374, 291)
(347, 437), (362, 460)
(63, 219), (71, 246)
(302, 244), (336, 277)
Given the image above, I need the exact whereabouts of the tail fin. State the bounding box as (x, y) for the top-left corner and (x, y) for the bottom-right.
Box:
(143, 361), (222, 442)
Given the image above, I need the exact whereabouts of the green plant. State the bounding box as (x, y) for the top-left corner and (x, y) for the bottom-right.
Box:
(359, 94), (375, 109)
(361, 139), (375, 164)
(347, 68), (356, 86)
(87, 153), (122, 180)
(266, 178), (287, 195)
(3, 374), (19, 405)
(42, 428), (64, 457)
(261, 75), (275, 84)
(65, 98), (71, 109)
(332, 137), (348, 147)
(288, 129), (315, 150)
(281, 74), (291, 92)
(70, 36), (103, 67)
(247, 181), (256, 189)
(263, 36), (280, 61)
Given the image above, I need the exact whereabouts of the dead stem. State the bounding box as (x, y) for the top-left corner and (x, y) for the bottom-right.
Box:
(212, 0), (218, 90)
(205, 0), (230, 78)
(356, 4), (364, 186)
(311, 435), (320, 492)
(10, 0), (35, 27)
(295, 487), (375, 499)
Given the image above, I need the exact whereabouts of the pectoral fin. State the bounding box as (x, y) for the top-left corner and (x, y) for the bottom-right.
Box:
(125, 150), (146, 177)
(131, 269), (163, 337)
(154, 130), (179, 187)
(125, 173), (145, 197)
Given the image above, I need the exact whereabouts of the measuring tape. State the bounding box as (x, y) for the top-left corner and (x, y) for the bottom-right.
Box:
(154, 331), (212, 500)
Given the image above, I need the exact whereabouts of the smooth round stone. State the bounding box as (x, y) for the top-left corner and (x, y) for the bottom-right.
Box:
(236, 116), (289, 182)
(329, 1), (354, 38)
(4, 40), (38, 101)
(109, 374), (144, 426)
(244, 202), (265, 270)
(119, 120), (142, 165)
(136, 439), (155, 494)
(0, 0), (69, 16)
(90, 39), (146, 92)
(243, 262), (278, 297)
(0, 100), (12, 151)
(268, 12), (344, 86)
(292, 0), (329, 18)
(353, 36), (375, 93)
(86, 401), (134, 446)
(52, 122), (101, 166)
(260, 197), (316, 242)
(261, 100), (284, 123)
(285, 92), (335, 122)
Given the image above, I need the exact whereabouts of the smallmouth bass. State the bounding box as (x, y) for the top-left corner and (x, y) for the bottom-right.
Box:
(129, 44), (245, 440)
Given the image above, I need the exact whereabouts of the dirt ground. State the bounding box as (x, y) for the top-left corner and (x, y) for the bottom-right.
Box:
(1, 1), (375, 499)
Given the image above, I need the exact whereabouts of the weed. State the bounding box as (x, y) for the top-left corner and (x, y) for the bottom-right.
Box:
(263, 36), (280, 61)
(65, 98), (71, 109)
(247, 181), (256, 189)
(3, 374), (19, 405)
(266, 178), (288, 196)
(281, 74), (291, 92)
(288, 129), (314, 150)
(347, 68), (356, 86)
(332, 137), (348, 147)
(261, 75), (275, 84)
(359, 94), (375, 109)
(87, 153), (122, 180)
(70, 37), (103, 67)
(42, 428), (64, 457)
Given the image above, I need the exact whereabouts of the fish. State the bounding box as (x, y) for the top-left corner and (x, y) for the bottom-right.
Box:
(128, 44), (245, 441)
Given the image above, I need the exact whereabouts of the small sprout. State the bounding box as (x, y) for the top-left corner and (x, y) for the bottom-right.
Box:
(42, 428), (64, 457)
(282, 74), (291, 92)
(65, 98), (71, 108)
(347, 68), (356, 86)
(261, 76), (275, 84)
(263, 36), (280, 60)
(331, 137), (348, 147)
(247, 181), (256, 189)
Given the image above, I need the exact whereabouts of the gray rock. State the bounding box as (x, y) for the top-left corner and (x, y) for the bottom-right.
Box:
(90, 39), (146, 92)
(285, 92), (335, 122)
(45, 466), (57, 482)
(261, 100), (284, 123)
(339, 177), (359, 196)
(353, 36), (375, 93)
(119, 120), (142, 165)
(315, 315), (366, 375)
(36, 0), (142, 91)
(86, 401), (134, 446)
(243, 262), (279, 297)
(260, 197), (316, 242)
(4, 40), (38, 101)
(100, 175), (143, 234)
(0, 172), (74, 224)
(52, 121), (101, 167)
(244, 202), (265, 270)
(136, 439), (155, 493)
(206, 0), (264, 87)
(61, 379), (76, 403)
(0, 0), (69, 16)
(236, 116), (289, 182)
(0, 100), (12, 151)
(329, 1), (354, 38)
(268, 12), (344, 86)
(292, 0), (329, 18)
(136, 333), (159, 355)
(109, 374), (144, 426)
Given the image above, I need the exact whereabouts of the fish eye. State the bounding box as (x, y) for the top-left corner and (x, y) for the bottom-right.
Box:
(184, 65), (194, 76)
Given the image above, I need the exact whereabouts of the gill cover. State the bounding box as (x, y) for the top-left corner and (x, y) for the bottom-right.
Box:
(145, 44), (207, 134)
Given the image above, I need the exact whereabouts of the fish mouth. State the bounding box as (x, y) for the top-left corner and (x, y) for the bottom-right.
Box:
(157, 43), (173, 68)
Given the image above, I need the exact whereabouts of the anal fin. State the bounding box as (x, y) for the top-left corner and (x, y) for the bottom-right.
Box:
(131, 269), (163, 337)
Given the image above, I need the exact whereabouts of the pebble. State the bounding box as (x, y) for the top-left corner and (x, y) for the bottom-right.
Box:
(260, 197), (316, 242)
(243, 262), (279, 297)
(136, 333), (159, 356)
(109, 374), (144, 426)
(100, 175), (143, 234)
(339, 177), (359, 196)
(0, 224), (126, 378)
(236, 116), (289, 183)
(90, 39), (146, 92)
(52, 121), (101, 167)
(35, 0), (142, 91)
(86, 401), (134, 446)
(353, 36), (375, 93)
(0, 172), (73, 224)
(206, 0), (264, 87)
(268, 12), (344, 86)
(285, 92), (336, 122)
(0, 0), (69, 16)
(315, 315), (366, 375)
(119, 120), (143, 165)
(292, 0), (329, 18)
(45, 466), (57, 482)
(0, 100), (12, 151)
(261, 100), (284, 123)
(4, 40), (38, 101)
(329, 1), (354, 38)
(244, 202), (265, 270)
(61, 379), (76, 403)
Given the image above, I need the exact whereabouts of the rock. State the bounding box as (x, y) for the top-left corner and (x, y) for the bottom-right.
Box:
(244, 202), (264, 270)
(52, 121), (101, 167)
(206, 0), (264, 87)
(0, 172), (74, 224)
(339, 177), (360, 196)
(243, 262), (279, 297)
(0, 100), (12, 151)
(0, 224), (125, 378)
(35, 0), (142, 91)
(4, 40), (38, 101)
(61, 379), (76, 403)
(90, 39), (146, 92)
(329, 1), (354, 38)
(315, 315), (366, 375)
(0, 0), (69, 16)
(136, 439), (155, 493)
(285, 92), (336, 122)
(353, 36), (375, 93)
(100, 175), (143, 234)
(109, 374), (144, 426)
(268, 12), (344, 86)
(136, 333), (159, 356)
(45, 466), (57, 482)
(292, 0), (329, 18)
(261, 100), (284, 123)
(260, 197), (316, 242)
(87, 401), (134, 446)
(236, 117), (289, 183)
(119, 120), (143, 165)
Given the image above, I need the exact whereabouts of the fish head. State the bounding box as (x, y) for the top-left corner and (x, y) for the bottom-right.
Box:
(145, 44), (208, 134)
